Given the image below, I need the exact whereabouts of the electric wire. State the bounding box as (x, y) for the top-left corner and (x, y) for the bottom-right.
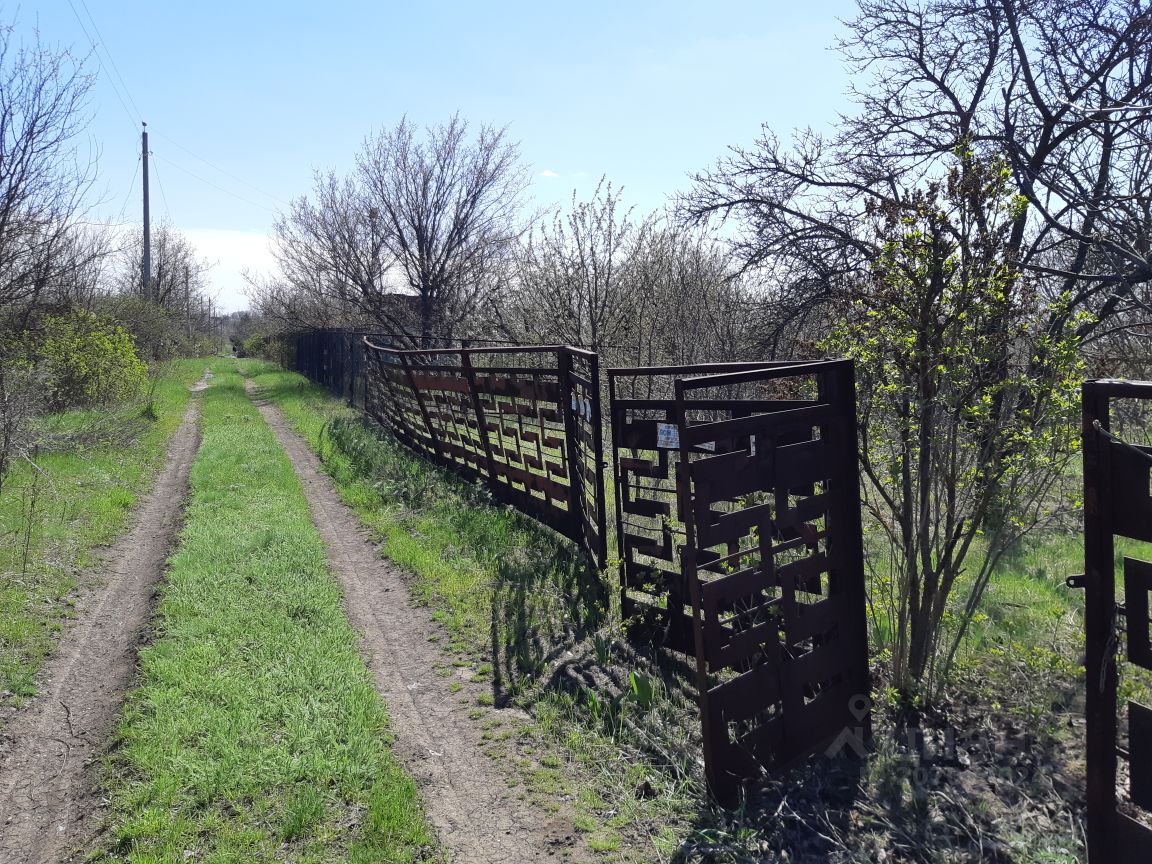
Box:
(152, 153), (277, 213)
(65, 0), (138, 133)
(116, 153), (141, 224)
(154, 131), (287, 206)
(76, 0), (143, 122)
(151, 151), (172, 220)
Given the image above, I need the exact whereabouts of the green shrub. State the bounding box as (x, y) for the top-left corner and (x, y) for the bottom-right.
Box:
(240, 333), (267, 358)
(32, 310), (148, 408)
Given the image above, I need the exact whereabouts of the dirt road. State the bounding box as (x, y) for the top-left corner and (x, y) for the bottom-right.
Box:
(0, 383), (204, 863)
(252, 388), (588, 864)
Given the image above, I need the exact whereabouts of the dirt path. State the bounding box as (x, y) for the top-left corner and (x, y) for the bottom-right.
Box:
(0, 382), (205, 863)
(251, 388), (589, 864)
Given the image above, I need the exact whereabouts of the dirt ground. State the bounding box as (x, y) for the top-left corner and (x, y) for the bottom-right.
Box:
(0, 382), (204, 864)
(252, 386), (591, 864)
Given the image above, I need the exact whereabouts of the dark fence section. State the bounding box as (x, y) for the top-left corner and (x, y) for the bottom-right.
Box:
(293, 329), (377, 409)
(1081, 380), (1152, 863)
(340, 336), (609, 566)
(609, 359), (871, 801)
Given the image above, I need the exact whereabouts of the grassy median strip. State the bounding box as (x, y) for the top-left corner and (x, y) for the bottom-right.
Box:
(0, 359), (205, 710)
(96, 364), (434, 863)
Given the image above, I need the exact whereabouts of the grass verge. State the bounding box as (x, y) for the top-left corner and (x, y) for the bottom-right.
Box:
(0, 359), (205, 711)
(94, 362), (434, 863)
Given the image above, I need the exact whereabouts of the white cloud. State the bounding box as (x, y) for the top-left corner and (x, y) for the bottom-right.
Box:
(181, 228), (276, 313)
(538, 169), (559, 178)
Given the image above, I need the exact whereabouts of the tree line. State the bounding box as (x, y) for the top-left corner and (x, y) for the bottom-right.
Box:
(0, 23), (220, 492)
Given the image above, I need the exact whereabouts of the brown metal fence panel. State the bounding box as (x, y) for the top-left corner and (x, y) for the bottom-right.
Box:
(563, 348), (608, 566)
(359, 338), (608, 566)
(1081, 380), (1152, 863)
(609, 359), (871, 801)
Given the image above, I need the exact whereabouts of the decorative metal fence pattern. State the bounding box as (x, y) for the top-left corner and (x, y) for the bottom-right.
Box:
(1081, 380), (1152, 863)
(609, 359), (871, 800)
(360, 338), (608, 566)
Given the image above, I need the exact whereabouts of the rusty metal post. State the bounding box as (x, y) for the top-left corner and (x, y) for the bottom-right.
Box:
(586, 350), (608, 566)
(558, 348), (586, 548)
(1083, 382), (1117, 864)
(820, 360), (873, 745)
(607, 370), (630, 615)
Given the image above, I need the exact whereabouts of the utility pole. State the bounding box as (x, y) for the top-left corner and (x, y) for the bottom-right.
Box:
(141, 122), (151, 301)
(184, 264), (192, 339)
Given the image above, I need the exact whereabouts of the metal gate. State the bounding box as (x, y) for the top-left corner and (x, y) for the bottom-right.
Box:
(1081, 380), (1152, 862)
(609, 359), (870, 799)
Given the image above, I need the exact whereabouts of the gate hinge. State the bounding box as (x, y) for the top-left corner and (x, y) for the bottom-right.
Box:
(1066, 573), (1086, 590)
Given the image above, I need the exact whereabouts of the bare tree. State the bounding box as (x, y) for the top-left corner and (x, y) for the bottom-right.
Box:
(0, 22), (96, 325)
(0, 22), (99, 492)
(116, 221), (211, 310)
(107, 223), (215, 359)
(357, 114), (528, 344)
(501, 178), (642, 354)
(627, 220), (753, 367)
(259, 170), (414, 336)
(683, 0), (1152, 345)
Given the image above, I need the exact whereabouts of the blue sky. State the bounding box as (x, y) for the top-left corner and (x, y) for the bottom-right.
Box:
(23, 1), (860, 311)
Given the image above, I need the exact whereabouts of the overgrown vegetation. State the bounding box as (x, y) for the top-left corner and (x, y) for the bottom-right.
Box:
(824, 152), (1086, 692)
(95, 364), (435, 863)
(29, 309), (149, 408)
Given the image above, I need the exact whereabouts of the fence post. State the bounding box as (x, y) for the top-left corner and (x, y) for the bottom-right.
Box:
(399, 351), (443, 461)
(1083, 382), (1118, 864)
(587, 350), (607, 565)
(558, 348), (586, 548)
(345, 332), (355, 406)
(461, 351), (500, 485)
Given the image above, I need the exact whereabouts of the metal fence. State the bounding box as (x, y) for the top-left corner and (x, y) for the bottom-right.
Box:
(609, 359), (870, 800)
(360, 338), (607, 565)
(293, 330), (871, 799)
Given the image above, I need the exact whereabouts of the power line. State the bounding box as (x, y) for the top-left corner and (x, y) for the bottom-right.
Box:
(65, 0), (137, 133)
(152, 153), (278, 213)
(151, 150), (172, 220)
(76, 0), (143, 122)
(116, 153), (141, 224)
(154, 131), (287, 206)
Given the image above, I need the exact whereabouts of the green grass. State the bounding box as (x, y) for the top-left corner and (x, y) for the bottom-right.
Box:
(238, 362), (705, 861)
(95, 361), (434, 863)
(0, 359), (206, 709)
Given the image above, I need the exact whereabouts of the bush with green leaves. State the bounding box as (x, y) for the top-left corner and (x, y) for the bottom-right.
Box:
(31, 310), (148, 409)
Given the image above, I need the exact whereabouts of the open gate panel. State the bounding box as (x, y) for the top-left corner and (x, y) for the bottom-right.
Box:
(610, 359), (871, 799)
(1082, 380), (1152, 863)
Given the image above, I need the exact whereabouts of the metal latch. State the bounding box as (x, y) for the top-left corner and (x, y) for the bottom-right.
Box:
(1066, 573), (1086, 589)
